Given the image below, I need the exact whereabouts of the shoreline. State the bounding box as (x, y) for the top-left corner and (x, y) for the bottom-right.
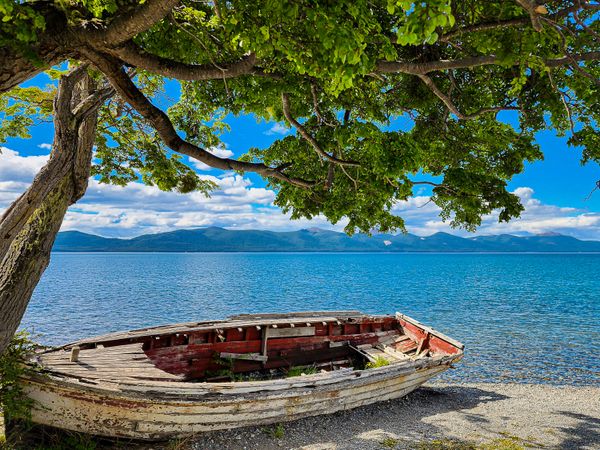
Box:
(179, 381), (600, 450)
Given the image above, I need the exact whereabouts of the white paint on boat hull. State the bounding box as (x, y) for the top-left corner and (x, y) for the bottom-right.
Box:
(23, 364), (450, 440)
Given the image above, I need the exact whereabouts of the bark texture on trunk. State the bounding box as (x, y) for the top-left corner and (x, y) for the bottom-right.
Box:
(0, 69), (98, 355)
(0, 5), (71, 94)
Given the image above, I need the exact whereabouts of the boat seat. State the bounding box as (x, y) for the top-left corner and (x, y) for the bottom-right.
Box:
(351, 343), (401, 363)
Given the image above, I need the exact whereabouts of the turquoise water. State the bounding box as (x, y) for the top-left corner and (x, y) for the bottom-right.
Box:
(22, 253), (599, 386)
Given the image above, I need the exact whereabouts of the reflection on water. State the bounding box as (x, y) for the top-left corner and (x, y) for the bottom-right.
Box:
(22, 252), (600, 386)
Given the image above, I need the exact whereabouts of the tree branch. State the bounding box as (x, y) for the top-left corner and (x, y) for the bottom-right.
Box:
(514, 0), (547, 32)
(343, 109), (351, 124)
(572, 8), (600, 42)
(377, 56), (499, 74)
(83, 0), (179, 47)
(72, 85), (115, 121)
(311, 83), (323, 122)
(281, 93), (360, 167)
(112, 44), (600, 83)
(81, 49), (315, 189)
(110, 41), (257, 80)
(553, 1), (600, 18)
(440, 18), (528, 41)
(440, 2), (600, 41)
(376, 52), (600, 75)
(412, 180), (460, 195)
(53, 65), (89, 121)
(412, 181), (441, 186)
(340, 164), (358, 191)
(542, 18), (600, 87)
(417, 74), (520, 120)
(0, 3), (71, 94)
(310, 83), (337, 127)
(546, 51), (600, 67)
(547, 71), (575, 134)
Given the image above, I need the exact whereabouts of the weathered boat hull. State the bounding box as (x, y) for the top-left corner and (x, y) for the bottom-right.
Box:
(22, 311), (463, 440)
(23, 359), (452, 439)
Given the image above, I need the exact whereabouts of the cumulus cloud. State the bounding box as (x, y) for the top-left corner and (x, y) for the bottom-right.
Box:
(59, 172), (290, 236)
(393, 187), (600, 239)
(476, 187), (600, 239)
(192, 145), (235, 171)
(1, 147), (600, 239)
(60, 175), (343, 237)
(0, 147), (48, 181)
(264, 123), (290, 136)
(0, 147), (49, 208)
(38, 143), (52, 150)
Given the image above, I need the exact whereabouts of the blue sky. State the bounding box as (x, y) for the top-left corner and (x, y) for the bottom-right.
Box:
(1, 73), (599, 239)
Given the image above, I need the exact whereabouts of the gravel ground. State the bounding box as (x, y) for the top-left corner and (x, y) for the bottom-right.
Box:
(163, 382), (600, 450)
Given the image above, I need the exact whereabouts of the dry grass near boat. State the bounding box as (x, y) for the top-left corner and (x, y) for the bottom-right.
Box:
(20, 311), (463, 440)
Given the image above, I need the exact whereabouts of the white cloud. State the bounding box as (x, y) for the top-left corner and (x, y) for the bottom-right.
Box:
(264, 123), (290, 136)
(192, 146), (235, 171)
(0, 147), (49, 181)
(1, 146), (600, 239)
(475, 187), (600, 239)
(0, 147), (49, 208)
(38, 143), (52, 150)
(59, 172), (296, 237)
(393, 187), (600, 240)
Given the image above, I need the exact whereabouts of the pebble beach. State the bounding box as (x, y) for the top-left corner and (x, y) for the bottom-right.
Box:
(178, 382), (600, 450)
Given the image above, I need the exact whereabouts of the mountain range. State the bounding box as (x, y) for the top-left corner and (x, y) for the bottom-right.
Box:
(53, 227), (600, 253)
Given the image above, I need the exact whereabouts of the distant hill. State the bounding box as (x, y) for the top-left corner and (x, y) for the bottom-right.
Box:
(53, 227), (600, 253)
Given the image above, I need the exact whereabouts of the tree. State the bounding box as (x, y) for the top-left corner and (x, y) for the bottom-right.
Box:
(0, 0), (598, 354)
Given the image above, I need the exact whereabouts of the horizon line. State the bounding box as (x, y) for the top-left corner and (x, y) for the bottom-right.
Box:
(57, 227), (597, 242)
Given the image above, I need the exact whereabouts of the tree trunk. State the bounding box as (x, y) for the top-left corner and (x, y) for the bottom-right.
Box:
(0, 69), (98, 355)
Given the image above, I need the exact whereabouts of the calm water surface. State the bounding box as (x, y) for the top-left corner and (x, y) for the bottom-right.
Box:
(21, 253), (600, 386)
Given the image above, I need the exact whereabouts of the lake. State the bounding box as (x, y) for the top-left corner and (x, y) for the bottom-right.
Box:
(21, 252), (600, 386)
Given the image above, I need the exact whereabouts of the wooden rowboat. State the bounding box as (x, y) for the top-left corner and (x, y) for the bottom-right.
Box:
(22, 311), (464, 440)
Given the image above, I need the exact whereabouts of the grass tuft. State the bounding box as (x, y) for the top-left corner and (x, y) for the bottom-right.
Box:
(365, 356), (390, 369)
(417, 439), (477, 449)
(285, 365), (317, 377)
(415, 435), (542, 450)
(0, 331), (39, 424)
(264, 423), (285, 439)
(380, 437), (399, 448)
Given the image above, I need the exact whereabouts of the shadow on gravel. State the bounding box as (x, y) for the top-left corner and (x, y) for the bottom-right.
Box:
(187, 385), (510, 450)
(556, 411), (600, 450)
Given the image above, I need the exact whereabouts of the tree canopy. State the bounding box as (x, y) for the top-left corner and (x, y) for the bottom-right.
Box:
(1, 0), (599, 234)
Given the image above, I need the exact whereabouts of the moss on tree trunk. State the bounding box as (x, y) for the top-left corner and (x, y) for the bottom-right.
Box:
(0, 177), (73, 353)
(0, 68), (100, 355)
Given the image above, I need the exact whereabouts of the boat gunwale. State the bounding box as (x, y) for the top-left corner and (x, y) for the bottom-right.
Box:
(50, 312), (379, 351)
(23, 352), (462, 400)
(396, 312), (464, 350)
(22, 354), (460, 404)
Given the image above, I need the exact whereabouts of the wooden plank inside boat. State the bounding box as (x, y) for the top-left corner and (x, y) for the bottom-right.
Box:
(36, 343), (184, 381)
